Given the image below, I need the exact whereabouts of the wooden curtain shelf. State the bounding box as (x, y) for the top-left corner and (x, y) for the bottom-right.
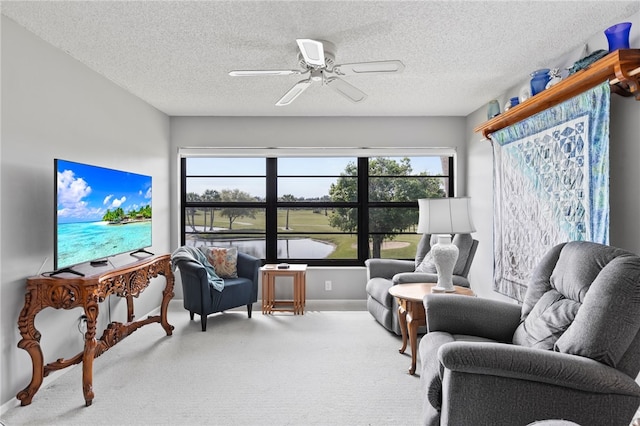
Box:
(475, 49), (640, 139)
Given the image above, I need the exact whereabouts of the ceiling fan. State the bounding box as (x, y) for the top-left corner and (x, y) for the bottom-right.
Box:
(229, 39), (405, 106)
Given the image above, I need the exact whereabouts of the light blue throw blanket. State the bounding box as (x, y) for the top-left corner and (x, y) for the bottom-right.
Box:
(170, 246), (225, 292)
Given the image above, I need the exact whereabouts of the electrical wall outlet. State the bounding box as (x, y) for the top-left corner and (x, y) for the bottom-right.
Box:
(78, 315), (88, 334)
(324, 280), (332, 291)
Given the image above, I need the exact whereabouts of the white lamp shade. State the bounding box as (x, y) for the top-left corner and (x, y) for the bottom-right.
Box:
(417, 197), (476, 234)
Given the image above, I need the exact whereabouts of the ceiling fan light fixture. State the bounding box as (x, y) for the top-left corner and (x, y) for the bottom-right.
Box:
(310, 69), (323, 82)
(296, 39), (325, 67)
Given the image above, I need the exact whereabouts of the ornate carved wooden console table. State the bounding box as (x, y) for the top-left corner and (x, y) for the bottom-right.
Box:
(16, 254), (175, 407)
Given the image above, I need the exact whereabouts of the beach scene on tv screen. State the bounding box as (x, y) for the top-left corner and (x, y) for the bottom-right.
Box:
(56, 160), (152, 269)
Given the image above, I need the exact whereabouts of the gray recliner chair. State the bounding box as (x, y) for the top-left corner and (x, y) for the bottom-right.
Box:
(419, 241), (640, 426)
(365, 233), (478, 335)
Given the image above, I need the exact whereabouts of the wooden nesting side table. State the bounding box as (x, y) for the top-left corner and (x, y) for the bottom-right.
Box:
(388, 283), (475, 375)
(261, 264), (307, 315)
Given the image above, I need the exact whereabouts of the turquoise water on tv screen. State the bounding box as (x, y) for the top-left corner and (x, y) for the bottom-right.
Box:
(57, 221), (152, 269)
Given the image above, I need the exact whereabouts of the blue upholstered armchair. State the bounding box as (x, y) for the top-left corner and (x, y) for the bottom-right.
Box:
(172, 248), (260, 331)
(419, 241), (640, 425)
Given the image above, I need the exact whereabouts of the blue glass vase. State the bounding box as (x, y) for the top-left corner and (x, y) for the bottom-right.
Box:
(530, 69), (551, 96)
(604, 22), (632, 52)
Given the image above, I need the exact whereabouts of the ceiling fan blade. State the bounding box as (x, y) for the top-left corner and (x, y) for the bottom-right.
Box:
(229, 69), (301, 77)
(333, 60), (405, 75)
(275, 80), (312, 106)
(326, 77), (367, 103)
(296, 39), (325, 67)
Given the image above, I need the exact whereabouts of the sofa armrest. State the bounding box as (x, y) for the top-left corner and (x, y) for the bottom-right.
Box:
(176, 259), (207, 285)
(236, 252), (260, 297)
(425, 295), (522, 342)
(393, 272), (470, 287)
(175, 260), (212, 311)
(439, 341), (640, 396)
(393, 271), (438, 284)
(237, 252), (260, 281)
(365, 258), (415, 280)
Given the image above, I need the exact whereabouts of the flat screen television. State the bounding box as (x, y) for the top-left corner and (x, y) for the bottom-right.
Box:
(54, 159), (152, 274)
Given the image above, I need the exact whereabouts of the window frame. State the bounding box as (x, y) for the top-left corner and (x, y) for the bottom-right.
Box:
(180, 155), (454, 266)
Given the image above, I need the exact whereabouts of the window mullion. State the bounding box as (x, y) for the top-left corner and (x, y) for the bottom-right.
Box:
(180, 157), (187, 246)
(448, 156), (455, 196)
(266, 158), (277, 262)
(358, 157), (369, 262)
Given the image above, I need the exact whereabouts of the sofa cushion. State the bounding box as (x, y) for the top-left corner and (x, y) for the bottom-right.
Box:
(199, 246), (238, 278)
(415, 234), (435, 268)
(514, 241), (640, 370)
(415, 234), (473, 276)
(512, 289), (579, 349)
(555, 254), (640, 368)
(415, 250), (437, 274)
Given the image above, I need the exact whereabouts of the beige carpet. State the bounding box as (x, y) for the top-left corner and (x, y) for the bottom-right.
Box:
(1, 301), (423, 425)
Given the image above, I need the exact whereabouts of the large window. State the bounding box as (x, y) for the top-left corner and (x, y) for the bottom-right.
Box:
(181, 155), (453, 266)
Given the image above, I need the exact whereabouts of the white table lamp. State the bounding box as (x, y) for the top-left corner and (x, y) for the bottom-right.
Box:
(417, 198), (475, 293)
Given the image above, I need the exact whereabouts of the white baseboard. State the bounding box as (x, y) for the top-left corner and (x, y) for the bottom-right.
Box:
(224, 299), (367, 312)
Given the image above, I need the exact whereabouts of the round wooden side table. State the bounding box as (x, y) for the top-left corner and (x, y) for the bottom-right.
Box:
(388, 283), (475, 375)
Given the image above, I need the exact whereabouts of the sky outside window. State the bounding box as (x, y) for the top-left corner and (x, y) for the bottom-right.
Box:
(186, 157), (445, 199)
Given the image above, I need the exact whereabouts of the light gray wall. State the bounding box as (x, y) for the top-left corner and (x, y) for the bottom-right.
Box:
(609, 95), (640, 252)
(465, 10), (640, 301)
(169, 116), (468, 300)
(1, 17), (171, 408)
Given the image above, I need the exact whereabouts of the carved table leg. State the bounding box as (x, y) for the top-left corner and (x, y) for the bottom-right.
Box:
(82, 301), (98, 406)
(16, 288), (45, 406)
(397, 299), (408, 354)
(159, 271), (175, 336)
(16, 338), (45, 406)
(126, 294), (135, 323)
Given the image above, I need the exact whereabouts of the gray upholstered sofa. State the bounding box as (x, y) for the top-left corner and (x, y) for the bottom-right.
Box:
(365, 233), (478, 335)
(419, 241), (640, 426)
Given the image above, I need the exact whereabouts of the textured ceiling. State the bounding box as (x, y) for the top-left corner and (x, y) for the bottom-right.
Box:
(3, 1), (639, 117)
